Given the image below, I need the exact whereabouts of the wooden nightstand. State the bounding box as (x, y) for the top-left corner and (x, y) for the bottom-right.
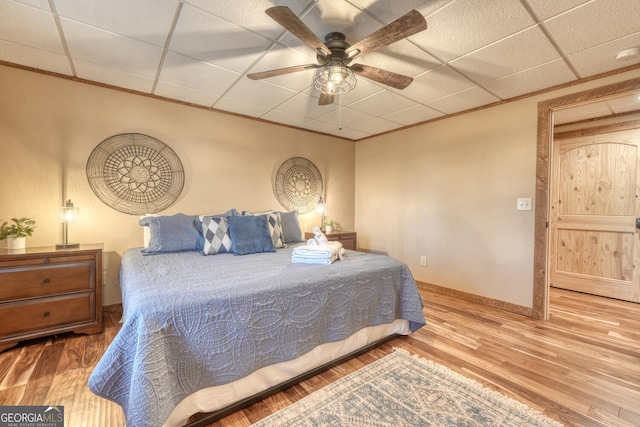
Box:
(0, 244), (103, 352)
(305, 231), (357, 250)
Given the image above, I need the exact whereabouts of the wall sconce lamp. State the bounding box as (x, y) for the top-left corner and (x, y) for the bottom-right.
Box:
(56, 199), (79, 249)
(315, 196), (328, 232)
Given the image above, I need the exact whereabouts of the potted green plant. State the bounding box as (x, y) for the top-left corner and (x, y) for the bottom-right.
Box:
(324, 216), (334, 233)
(0, 217), (36, 250)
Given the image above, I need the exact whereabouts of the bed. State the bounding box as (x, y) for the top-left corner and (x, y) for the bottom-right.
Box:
(88, 212), (426, 427)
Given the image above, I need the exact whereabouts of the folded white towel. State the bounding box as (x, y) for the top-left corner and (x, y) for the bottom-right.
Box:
(291, 241), (344, 264)
(292, 241), (344, 260)
(292, 254), (338, 265)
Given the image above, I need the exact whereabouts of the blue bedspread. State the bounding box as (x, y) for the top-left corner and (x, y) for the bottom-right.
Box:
(88, 246), (426, 427)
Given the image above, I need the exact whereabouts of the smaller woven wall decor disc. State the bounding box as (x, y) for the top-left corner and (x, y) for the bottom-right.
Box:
(273, 157), (323, 214)
(86, 133), (184, 215)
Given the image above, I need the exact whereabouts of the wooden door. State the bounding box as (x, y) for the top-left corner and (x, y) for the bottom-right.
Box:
(550, 127), (640, 303)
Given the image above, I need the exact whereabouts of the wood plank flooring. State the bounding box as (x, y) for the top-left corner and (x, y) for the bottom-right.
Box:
(1, 286), (639, 426)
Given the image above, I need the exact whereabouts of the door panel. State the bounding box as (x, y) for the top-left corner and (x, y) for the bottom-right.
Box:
(550, 129), (640, 303)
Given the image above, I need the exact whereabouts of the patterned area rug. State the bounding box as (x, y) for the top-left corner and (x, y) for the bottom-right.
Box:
(253, 348), (563, 426)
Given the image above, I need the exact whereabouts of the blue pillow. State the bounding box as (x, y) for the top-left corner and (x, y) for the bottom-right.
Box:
(227, 215), (275, 255)
(140, 213), (201, 254)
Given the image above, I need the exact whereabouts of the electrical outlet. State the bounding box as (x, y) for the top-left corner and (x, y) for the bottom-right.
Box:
(420, 256), (427, 266)
(516, 198), (532, 211)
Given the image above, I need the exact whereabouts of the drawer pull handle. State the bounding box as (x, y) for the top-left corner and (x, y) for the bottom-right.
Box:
(43, 278), (50, 284)
(43, 311), (50, 317)
(43, 259), (50, 265)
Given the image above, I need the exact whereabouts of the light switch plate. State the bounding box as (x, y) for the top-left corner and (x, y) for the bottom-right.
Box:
(517, 198), (532, 211)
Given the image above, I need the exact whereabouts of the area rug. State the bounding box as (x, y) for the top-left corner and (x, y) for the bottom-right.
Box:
(252, 348), (563, 426)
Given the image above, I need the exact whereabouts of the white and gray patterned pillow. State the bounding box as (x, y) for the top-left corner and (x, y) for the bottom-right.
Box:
(199, 216), (232, 255)
(242, 211), (285, 248)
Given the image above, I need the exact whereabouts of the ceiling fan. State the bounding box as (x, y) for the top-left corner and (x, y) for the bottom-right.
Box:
(247, 6), (427, 106)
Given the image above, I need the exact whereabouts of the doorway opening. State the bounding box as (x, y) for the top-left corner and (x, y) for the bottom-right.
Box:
(533, 78), (640, 320)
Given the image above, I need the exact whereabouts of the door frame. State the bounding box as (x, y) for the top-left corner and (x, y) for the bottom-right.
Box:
(533, 77), (640, 320)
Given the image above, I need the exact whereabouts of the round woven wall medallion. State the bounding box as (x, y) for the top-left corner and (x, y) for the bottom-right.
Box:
(86, 133), (184, 215)
(274, 157), (323, 214)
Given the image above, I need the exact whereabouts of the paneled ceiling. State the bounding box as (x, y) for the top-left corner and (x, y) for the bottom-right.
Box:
(1, 0), (640, 140)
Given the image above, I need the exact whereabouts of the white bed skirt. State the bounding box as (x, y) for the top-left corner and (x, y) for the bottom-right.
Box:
(164, 319), (411, 427)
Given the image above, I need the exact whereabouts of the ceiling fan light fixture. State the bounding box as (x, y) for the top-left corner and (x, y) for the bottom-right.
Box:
(313, 59), (356, 95)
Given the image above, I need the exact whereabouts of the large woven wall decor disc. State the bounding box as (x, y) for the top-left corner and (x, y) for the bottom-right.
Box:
(86, 133), (184, 215)
(274, 157), (323, 214)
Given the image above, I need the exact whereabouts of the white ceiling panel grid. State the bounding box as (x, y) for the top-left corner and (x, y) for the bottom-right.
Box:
(0, 0), (638, 140)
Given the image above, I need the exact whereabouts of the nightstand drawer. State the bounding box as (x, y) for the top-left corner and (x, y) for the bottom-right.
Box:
(0, 293), (94, 336)
(0, 262), (94, 301)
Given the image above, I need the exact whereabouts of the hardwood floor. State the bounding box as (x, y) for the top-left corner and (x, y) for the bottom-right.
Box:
(1, 286), (639, 426)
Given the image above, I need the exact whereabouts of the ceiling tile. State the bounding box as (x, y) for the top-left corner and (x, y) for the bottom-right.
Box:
(246, 44), (319, 91)
(154, 81), (220, 107)
(355, 39), (441, 79)
(351, 118), (404, 134)
(316, 106), (376, 126)
(159, 51), (240, 95)
(426, 86), (500, 115)
(61, 18), (164, 78)
(0, 39), (72, 75)
(349, 90), (418, 116)
(261, 109), (308, 126)
(449, 26), (560, 84)
(348, 0), (453, 22)
(14, 0), (50, 11)
(0, 1), (64, 54)
(277, 92), (341, 119)
(52, 0), (180, 47)
(214, 97), (271, 118)
(299, 119), (344, 135)
(482, 59), (576, 99)
(74, 60), (155, 93)
(567, 32), (640, 78)
(183, 0), (310, 41)
(382, 104), (444, 125)
(411, 0), (535, 62)
(170, 4), (272, 73)
(403, 65), (475, 103)
(523, 0), (590, 20)
(327, 126), (369, 140)
(223, 78), (297, 109)
(543, 0), (640, 55)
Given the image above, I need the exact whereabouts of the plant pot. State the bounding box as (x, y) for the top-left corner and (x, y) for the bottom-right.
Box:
(5, 237), (26, 250)
(325, 226), (333, 234)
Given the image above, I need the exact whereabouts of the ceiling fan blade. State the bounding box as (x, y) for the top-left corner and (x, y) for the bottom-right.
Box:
(318, 93), (335, 106)
(247, 64), (321, 80)
(350, 64), (413, 90)
(345, 10), (427, 60)
(266, 6), (331, 57)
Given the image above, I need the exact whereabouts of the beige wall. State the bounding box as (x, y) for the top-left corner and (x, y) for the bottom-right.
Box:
(355, 68), (640, 309)
(0, 65), (355, 305)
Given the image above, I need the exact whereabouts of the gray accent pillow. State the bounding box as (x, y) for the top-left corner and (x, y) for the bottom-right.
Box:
(278, 210), (303, 243)
(199, 216), (232, 255)
(227, 215), (276, 255)
(140, 213), (201, 254)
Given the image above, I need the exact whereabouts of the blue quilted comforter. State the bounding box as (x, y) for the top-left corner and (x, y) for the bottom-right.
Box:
(88, 246), (426, 427)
